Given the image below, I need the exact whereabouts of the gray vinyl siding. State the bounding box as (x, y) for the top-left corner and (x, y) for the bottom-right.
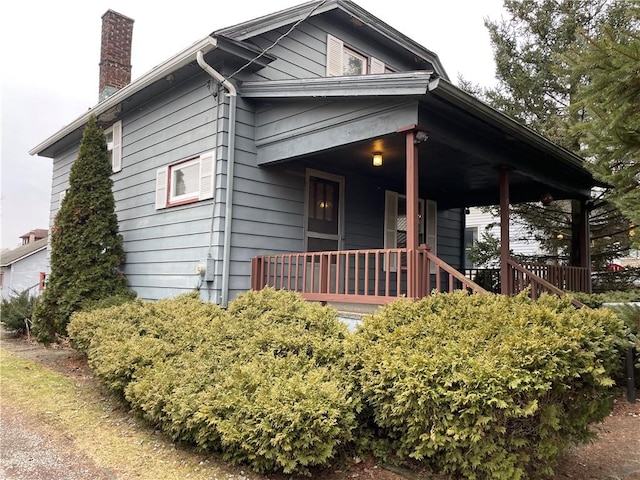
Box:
(0, 249), (48, 299)
(116, 73), (220, 301)
(47, 72), (223, 302)
(255, 99), (418, 165)
(344, 176), (385, 251)
(241, 17), (423, 83)
(437, 208), (464, 270)
(222, 95), (306, 301)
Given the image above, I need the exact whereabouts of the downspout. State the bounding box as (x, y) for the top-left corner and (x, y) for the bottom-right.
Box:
(197, 50), (237, 308)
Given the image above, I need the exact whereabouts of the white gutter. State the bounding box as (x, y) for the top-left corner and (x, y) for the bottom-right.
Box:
(30, 37), (219, 157)
(196, 51), (237, 308)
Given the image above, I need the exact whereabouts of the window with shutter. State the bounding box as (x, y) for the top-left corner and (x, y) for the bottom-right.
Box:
(105, 121), (122, 173)
(58, 190), (67, 210)
(384, 190), (436, 270)
(155, 151), (216, 209)
(326, 34), (386, 77)
(370, 57), (385, 74)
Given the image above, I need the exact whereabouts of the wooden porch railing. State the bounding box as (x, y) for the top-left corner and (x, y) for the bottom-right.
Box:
(518, 262), (591, 294)
(251, 247), (486, 304)
(417, 246), (488, 297)
(507, 259), (586, 308)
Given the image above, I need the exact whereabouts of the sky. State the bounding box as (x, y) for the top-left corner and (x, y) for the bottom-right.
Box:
(0, 0), (505, 250)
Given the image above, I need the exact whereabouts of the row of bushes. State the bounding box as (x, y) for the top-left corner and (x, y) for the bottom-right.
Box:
(68, 288), (629, 478)
(69, 290), (356, 474)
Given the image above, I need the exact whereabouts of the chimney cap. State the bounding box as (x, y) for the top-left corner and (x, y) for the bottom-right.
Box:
(101, 9), (135, 23)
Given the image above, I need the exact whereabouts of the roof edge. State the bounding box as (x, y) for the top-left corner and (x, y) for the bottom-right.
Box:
(214, 0), (337, 39)
(336, 0), (449, 81)
(428, 77), (590, 173)
(241, 71), (433, 97)
(30, 37), (218, 157)
(0, 238), (49, 267)
(215, 0), (449, 80)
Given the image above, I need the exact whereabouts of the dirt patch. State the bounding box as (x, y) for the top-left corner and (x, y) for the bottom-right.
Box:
(1, 329), (639, 479)
(553, 397), (640, 479)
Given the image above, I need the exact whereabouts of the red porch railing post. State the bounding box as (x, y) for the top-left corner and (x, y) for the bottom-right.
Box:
(251, 257), (262, 290)
(320, 253), (329, 294)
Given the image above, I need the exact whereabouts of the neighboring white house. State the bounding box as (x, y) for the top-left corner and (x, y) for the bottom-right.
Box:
(0, 231), (48, 299)
(465, 207), (545, 268)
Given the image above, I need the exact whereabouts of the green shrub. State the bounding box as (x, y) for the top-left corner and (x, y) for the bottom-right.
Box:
(347, 291), (628, 479)
(82, 292), (137, 312)
(68, 288), (358, 475)
(609, 303), (640, 371)
(571, 289), (640, 308)
(68, 293), (224, 393)
(0, 290), (38, 334)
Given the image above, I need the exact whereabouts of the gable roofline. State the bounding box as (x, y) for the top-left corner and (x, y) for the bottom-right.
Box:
(215, 0), (449, 80)
(0, 237), (48, 267)
(30, 36), (219, 157)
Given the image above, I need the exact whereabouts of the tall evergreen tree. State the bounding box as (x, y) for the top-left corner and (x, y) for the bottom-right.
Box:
(471, 0), (635, 267)
(33, 115), (130, 342)
(568, 4), (640, 229)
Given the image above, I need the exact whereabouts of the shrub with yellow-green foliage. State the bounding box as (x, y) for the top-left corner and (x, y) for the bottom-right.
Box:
(68, 289), (357, 475)
(346, 292), (628, 480)
(69, 289), (627, 478)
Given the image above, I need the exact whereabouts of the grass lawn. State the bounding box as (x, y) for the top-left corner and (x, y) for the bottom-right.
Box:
(0, 347), (243, 480)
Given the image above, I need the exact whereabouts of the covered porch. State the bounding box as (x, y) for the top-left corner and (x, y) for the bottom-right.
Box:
(245, 74), (596, 305)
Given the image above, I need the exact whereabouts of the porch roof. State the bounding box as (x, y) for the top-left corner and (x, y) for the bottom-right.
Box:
(242, 73), (600, 208)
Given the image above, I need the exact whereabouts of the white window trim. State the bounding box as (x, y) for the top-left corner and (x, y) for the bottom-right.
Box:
(326, 34), (386, 77)
(105, 121), (122, 173)
(384, 190), (437, 272)
(155, 151), (215, 210)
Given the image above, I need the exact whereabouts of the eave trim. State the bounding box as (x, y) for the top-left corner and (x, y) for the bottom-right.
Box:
(241, 71), (433, 98)
(427, 77), (592, 175)
(30, 37), (219, 157)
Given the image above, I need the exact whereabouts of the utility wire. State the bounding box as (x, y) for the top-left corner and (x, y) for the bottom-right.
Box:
(226, 0), (329, 81)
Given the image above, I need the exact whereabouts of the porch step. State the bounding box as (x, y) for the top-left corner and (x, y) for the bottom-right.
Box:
(328, 302), (382, 331)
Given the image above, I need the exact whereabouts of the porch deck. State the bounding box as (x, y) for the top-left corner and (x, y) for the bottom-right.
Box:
(251, 247), (590, 306)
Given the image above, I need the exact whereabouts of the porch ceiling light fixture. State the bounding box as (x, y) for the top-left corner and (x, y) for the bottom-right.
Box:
(372, 152), (383, 167)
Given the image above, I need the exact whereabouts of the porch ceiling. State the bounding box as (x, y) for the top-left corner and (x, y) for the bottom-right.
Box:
(300, 133), (591, 209)
(300, 134), (567, 209)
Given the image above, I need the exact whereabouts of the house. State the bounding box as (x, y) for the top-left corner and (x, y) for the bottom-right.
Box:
(19, 228), (48, 246)
(30, 0), (598, 307)
(0, 231), (48, 299)
(465, 207), (546, 268)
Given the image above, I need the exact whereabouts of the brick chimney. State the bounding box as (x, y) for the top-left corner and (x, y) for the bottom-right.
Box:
(99, 10), (134, 102)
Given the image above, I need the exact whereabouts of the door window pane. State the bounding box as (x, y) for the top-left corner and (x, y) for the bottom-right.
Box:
(308, 177), (339, 236)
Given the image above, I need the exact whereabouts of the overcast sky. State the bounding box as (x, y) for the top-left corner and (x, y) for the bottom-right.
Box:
(0, 0), (505, 249)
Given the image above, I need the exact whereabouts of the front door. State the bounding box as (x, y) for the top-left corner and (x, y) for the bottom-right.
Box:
(305, 169), (344, 252)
